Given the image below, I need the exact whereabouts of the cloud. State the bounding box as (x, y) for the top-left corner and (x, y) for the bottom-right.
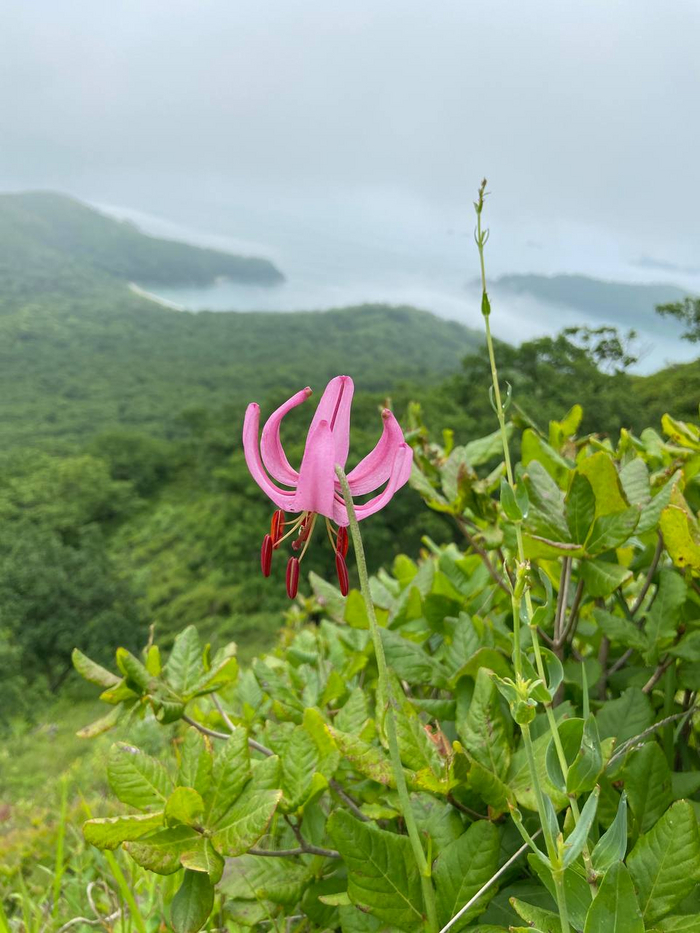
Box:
(0, 0), (698, 259)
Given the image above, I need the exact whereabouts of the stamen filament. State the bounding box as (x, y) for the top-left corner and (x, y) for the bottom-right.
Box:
(298, 513), (318, 562)
(273, 512), (306, 548)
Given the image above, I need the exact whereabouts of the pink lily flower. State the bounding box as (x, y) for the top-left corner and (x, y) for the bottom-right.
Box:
(243, 374), (412, 598)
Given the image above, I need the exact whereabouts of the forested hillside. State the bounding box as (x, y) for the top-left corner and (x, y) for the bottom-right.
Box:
(0, 191), (284, 301)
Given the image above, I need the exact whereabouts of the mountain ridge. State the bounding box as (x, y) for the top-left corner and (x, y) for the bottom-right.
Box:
(0, 190), (284, 301)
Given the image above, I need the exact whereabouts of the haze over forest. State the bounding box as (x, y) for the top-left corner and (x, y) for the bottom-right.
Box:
(1, 0), (698, 371)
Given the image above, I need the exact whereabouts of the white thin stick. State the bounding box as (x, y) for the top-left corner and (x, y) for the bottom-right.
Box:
(438, 835), (537, 933)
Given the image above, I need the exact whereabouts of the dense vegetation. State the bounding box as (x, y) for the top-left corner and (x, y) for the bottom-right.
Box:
(2, 190), (700, 932)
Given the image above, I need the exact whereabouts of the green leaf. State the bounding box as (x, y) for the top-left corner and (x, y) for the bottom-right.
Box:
(585, 507), (639, 555)
(566, 715), (603, 795)
(457, 668), (511, 779)
(328, 810), (424, 930)
(180, 836), (225, 884)
(627, 800), (700, 923)
(280, 724), (320, 813)
(619, 458), (651, 508)
(203, 725), (250, 827)
(655, 916), (700, 932)
(566, 473), (596, 544)
(335, 687), (370, 734)
(327, 725), (395, 787)
(165, 787), (205, 827)
(107, 742), (172, 810)
(593, 609), (647, 653)
(178, 729), (213, 797)
(644, 570), (687, 664)
(500, 477), (524, 521)
(578, 452), (628, 516)
(591, 792), (627, 873)
(116, 647), (152, 692)
(466, 754), (516, 815)
(546, 718), (585, 794)
(83, 812), (164, 850)
(511, 899), (561, 933)
(76, 705), (124, 738)
(523, 460), (571, 542)
(529, 855), (593, 931)
(171, 869), (215, 933)
(125, 825), (199, 874)
(394, 703), (444, 778)
(563, 786), (599, 867)
(210, 785), (282, 856)
(597, 688), (653, 745)
(583, 861), (644, 933)
(463, 426), (512, 467)
(72, 648), (120, 688)
(580, 560), (632, 598)
(166, 626), (204, 698)
(508, 729), (568, 812)
(623, 741), (672, 834)
(380, 628), (449, 688)
(433, 821), (500, 930)
(660, 505), (700, 572)
(220, 853), (312, 905)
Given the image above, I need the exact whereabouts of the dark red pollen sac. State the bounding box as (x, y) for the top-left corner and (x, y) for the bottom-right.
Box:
(335, 552), (349, 596)
(286, 556), (300, 599)
(336, 525), (349, 558)
(270, 509), (285, 546)
(260, 534), (273, 577)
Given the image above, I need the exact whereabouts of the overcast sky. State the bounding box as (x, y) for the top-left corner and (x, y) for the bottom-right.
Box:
(1, 0), (698, 272)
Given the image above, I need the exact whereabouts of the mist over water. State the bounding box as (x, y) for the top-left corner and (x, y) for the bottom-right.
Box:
(99, 190), (700, 375)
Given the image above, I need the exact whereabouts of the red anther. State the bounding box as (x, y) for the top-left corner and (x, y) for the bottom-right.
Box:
(260, 534), (273, 577)
(270, 509), (285, 546)
(335, 552), (349, 596)
(286, 557), (300, 599)
(291, 537), (302, 551)
(336, 526), (349, 558)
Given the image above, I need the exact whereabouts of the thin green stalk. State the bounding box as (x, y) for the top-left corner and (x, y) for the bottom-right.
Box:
(522, 725), (570, 933)
(475, 183), (581, 924)
(103, 851), (148, 933)
(0, 897), (10, 933)
(336, 465), (439, 933)
(52, 776), (68, 920)
(81, 795), (148, 933)
(476, 183), (586, 802)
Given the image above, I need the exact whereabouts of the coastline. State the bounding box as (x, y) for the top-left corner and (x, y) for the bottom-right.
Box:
(128, 282), (186, 311)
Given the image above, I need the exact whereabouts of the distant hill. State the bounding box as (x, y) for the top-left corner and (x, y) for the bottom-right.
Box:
(0, 191), (284, 301)
(492, 273), (689, 334)
(0, 296), (482, 448)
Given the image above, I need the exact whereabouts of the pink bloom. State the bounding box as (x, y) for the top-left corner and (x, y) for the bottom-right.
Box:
(243, 375), (412, 597)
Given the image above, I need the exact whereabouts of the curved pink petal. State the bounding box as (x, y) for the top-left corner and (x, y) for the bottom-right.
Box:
(242, 403), (296, 510)
(293, 419), (337, 518)
(333, 443), (413, 525)
(260, 387), (311, 485)
(346, 409), (406, 496)
(308, 375), (354, 468)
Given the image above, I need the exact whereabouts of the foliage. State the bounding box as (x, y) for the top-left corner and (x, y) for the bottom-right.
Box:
(52, 399), (700, 933)
(657, 296), (700, 343)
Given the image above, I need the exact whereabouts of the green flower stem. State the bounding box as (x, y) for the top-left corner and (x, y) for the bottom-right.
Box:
(522, 724), (570, 933)
(476, 186), (582, 791)
(336, 465), (439, 933)
(476, 184), (580, 924)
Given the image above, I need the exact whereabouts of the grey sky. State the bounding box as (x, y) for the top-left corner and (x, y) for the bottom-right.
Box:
(1, 0), (699, 266)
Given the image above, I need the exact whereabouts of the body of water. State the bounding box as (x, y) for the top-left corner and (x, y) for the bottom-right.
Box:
(99, 193), (700, 374)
